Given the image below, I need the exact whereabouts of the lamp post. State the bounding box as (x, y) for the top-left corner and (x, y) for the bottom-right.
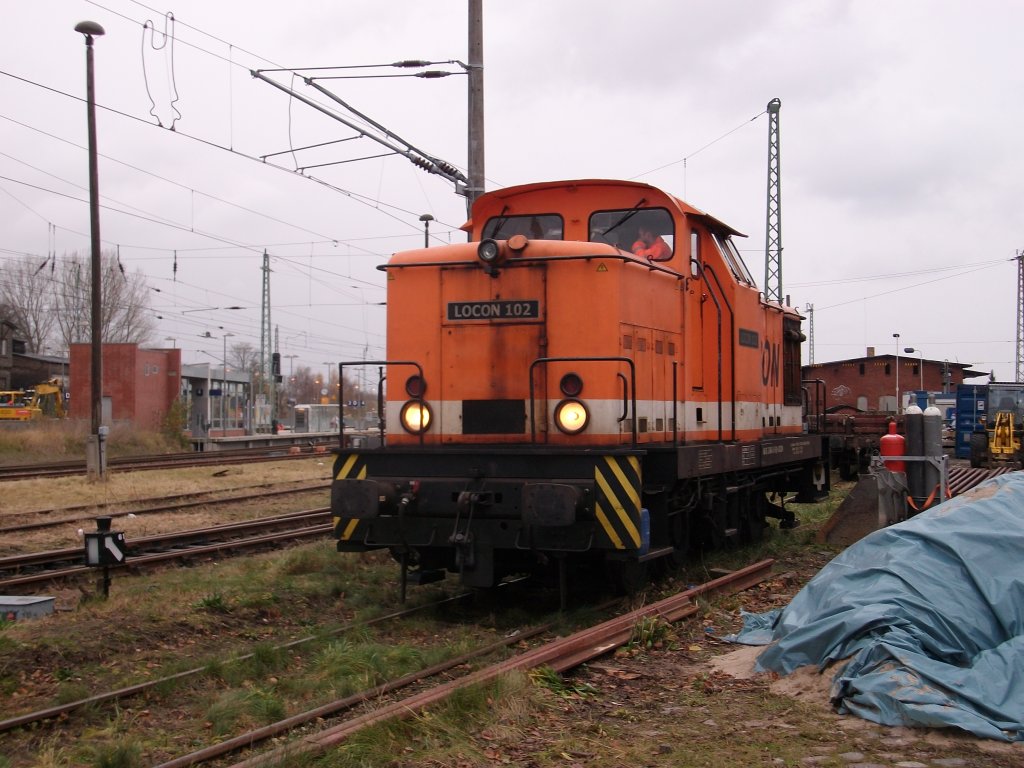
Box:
(221, 333), (235, 433)
(76, 20), (106, 477)
(904, 347), (924, 391)
(893, 333), (901, 413)
(419, 214), (433, 247)
(322, 362), (334, 404)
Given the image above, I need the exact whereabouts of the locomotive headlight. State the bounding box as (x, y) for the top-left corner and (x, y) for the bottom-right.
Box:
(554, 399), (589, 435)
(478, 238), (501, 264)
(400, 400), (433, 434)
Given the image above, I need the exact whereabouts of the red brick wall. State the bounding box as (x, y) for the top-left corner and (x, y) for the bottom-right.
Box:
(69, 344), (181, 429)
(802, 356), (969, 412)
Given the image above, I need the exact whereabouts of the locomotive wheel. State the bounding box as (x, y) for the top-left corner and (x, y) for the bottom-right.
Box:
(607, 558), (649, 596)
(837, 450), (859, 481)
(665, 510), (691, 570)
(740, 504), (766, 544)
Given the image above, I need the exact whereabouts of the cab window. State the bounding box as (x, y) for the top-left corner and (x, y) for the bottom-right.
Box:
(589, 208), (674, 261)
(482, 214), (563, 240)
(712, 233), (755, 285)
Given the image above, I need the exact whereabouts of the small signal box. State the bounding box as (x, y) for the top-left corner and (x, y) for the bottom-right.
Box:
(84, 516), (126, 566)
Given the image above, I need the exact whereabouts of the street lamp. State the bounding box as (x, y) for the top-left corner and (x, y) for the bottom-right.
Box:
(76, 20), (106, 478)
(904, 347), (925, 391)
(893, 333), (900, 413)
(322, 362), (334, 403)
(222, 333), (235, 433)
(419, 214), (434, 248)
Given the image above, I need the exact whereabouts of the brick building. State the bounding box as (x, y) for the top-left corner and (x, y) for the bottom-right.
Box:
(0, 319), (15, 389)
(69, 343), (181, 430)
(802, 349), (987, 413)
(11, 349), (67, 390)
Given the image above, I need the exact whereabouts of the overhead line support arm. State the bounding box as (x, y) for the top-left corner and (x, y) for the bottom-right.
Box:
(250, 69), (468, 196)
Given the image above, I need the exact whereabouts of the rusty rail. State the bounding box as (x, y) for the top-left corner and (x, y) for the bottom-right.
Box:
(222, 559), (775, 768)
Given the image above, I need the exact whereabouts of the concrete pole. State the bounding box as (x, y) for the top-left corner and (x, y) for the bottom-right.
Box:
(76, 21), (106, 478)
(893, 333), (901, 413)
(466, 0), (484, 214)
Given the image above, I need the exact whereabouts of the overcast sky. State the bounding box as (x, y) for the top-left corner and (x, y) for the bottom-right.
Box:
(2, 1), (1021, 383)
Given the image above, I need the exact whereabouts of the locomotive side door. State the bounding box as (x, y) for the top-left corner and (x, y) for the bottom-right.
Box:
(622, 325), (679, 442)
(655, 330), (681, 438)
(620, 324), (654, 440)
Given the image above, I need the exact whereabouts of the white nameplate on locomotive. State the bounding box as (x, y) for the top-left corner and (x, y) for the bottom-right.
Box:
(446, 300), (540, 320)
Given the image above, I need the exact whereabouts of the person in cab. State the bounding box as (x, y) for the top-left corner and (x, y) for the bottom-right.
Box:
(631, 224), (671, 261)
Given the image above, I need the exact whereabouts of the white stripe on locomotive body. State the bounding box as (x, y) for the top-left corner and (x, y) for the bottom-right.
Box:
(386, 399), (804, 437)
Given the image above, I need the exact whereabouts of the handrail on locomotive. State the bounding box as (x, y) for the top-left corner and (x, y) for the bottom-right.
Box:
(529, 356), (637, 445)
(339, 356), (645, 447)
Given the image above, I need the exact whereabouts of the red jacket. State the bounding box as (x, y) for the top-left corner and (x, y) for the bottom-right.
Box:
(631, 236), (671, 261)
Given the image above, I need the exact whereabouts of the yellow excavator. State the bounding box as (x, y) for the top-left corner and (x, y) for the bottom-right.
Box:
(969, 385), (1024, 469)
(0, 379), (66, 421)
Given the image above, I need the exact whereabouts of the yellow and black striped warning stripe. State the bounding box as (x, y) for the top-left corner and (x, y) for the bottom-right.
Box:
(594, 455), (642, 550)
(334, 453), (368, 481)
(333, 454), (367, 541)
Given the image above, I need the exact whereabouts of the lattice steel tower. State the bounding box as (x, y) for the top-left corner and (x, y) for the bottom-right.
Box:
(260, 251), (273, 407)
(764, 98), (782, 303)
(1016, 250), (1023, 383)
(805, 303), (815, 365)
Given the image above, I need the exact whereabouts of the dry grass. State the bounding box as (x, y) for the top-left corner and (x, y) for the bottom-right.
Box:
(0, 420), (185, 465)
(0, 458), (334, 554)
(0, 457), (332, 512)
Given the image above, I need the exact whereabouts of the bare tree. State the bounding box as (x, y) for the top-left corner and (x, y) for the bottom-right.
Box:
(0, 255), (58, 352)
(288, 366), (321, 405)
(229, 342), (259, 376)
(53, 250), (156, 347)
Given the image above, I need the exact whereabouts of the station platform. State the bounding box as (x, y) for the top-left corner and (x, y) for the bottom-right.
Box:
(190, 429), (382, 453)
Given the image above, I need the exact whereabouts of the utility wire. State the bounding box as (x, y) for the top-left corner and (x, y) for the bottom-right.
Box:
(815, 260), (1009, 312)
(790, 257), (1011, 288)
(0, 80), (463, 244)
(629, 107), (768, 181)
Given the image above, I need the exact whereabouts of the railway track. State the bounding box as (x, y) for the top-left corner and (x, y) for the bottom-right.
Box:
(162, 560), (774, 768)
(0, 480), (331, 535)
(0, 588), (493, 735)
(0, 508), (331, 591)
(0, 443), (335, 481)
(0, 559), (774, 766)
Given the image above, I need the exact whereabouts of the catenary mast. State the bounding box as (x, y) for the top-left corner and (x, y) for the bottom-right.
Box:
(764, 98), (782, 303)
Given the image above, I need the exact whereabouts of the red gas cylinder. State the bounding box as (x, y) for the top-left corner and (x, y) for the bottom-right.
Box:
(879, 421), (906, 473)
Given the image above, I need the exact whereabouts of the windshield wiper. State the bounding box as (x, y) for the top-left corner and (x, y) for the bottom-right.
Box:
(599, 197), (648, 238)
(487, 205), (511, 239)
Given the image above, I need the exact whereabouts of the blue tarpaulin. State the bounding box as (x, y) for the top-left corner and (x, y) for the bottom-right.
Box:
(729, 471), (1024, 741)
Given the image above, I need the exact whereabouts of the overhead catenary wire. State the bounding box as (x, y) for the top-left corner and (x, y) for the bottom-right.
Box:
(0, 100), (464, 259)
(814, 260), (1011, 312)
(628, 107), (769, 181)
(0, 72), (460, 237)
(5, 0), (472, 291)
(789, 257), (1012, 288)
(90, 0), (467, 189)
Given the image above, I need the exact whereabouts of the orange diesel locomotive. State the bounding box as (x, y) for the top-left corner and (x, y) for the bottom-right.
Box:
(331, 179), (828, 596)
